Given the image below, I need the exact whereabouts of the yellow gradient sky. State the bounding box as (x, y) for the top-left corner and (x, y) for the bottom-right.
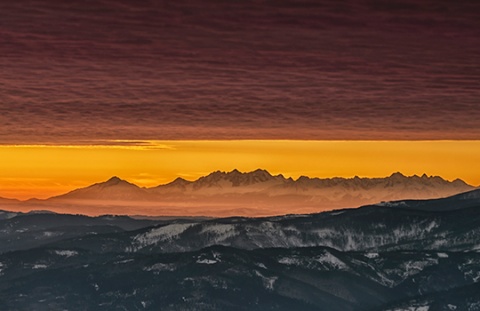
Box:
(0, 140), (479, 200)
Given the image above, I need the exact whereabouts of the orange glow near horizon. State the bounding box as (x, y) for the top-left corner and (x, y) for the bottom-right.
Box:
(0, 140), (479, 200)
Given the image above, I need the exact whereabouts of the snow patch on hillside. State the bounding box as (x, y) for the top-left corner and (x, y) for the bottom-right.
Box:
(144, 263), (176, 272)
(255, 270), (277, 290)
(132, 223), (195, 248)
(377, 201), (408, 207)
(277, 251), (348, 271)
(197, 259), (217, 265)
(32, 264), (47, 269)
(399, 259), (438, 279)
(196, 251), (222, 265)
(43, 231), (60, 237)
(364, 252), (379, 259)
(53, 250), (78, 257)
(278, 257), (302, 266)
(386, 305), (430, 311)
(200, 224), (236, 243)
(315, 251), (348, 269)
(437, 252), (448, 258)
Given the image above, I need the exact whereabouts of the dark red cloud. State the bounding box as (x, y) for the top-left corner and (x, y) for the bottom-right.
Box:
(1, 0), (479, 143)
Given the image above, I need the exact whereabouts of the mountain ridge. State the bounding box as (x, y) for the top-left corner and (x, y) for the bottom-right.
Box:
(49, 175), (152, 202)
(0, 169), (475, 216)
(0, 184), (479, 310)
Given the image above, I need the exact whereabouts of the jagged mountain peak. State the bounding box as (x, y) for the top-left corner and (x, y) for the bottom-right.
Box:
(103, 176), (124, 185)
(389, 172), (406, 179)
(207, 169), (273, 177)
(163, 177), (192, 188)
(50, 176), (148, 202)
(296, 175), (311, 182)
(171, 177), (190, 184)
(387, 172), (453, 184)
(194, 169), (276, 187)
(94, 176), (138, 189)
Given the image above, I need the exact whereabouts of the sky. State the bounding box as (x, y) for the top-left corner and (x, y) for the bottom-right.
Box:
(1, 140), (479, 200)
(1, 0), (479, 200)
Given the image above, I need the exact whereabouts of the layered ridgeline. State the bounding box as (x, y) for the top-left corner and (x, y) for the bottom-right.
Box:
(4, 170), (474, 216)
(2, 188), (480, 254)
(0, 189), (479, 310)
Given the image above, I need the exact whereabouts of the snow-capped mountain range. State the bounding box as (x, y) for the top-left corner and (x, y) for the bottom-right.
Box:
(2, 169), (474, 216)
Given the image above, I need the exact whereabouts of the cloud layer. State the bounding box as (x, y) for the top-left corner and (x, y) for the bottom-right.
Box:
(1, 0), (479, 143)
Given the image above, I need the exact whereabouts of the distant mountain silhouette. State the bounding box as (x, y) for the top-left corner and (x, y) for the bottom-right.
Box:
(50, 176), (153, 201)
(0, 170), (474, 216)
(0, 197), (20, 203)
